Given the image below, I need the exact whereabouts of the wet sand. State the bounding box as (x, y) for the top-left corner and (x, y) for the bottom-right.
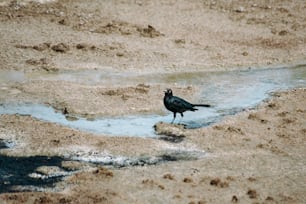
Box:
(0, 0), (306, 203)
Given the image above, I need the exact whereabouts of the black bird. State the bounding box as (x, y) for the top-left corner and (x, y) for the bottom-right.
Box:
(163, 88), (211, 123)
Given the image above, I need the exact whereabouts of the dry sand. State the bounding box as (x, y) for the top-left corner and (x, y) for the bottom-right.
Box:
(0, 0), (305, 203)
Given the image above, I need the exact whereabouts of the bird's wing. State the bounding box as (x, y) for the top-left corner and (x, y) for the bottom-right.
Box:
(170, 96), (194, 110)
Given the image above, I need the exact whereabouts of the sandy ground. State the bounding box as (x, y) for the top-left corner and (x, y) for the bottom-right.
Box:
(0, 0), (306, 203)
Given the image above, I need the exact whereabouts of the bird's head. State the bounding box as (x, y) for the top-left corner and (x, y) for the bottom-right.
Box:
(164, 88), (173, 97)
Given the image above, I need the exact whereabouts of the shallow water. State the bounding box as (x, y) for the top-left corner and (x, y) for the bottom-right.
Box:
(0, 70), (26, 84)
(0, 155), (70, 193)
(0, 64), (306, 137)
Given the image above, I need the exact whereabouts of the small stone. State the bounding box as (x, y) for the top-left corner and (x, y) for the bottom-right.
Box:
(278, 30), (288, 36)
(210, 178), (220, 186)
(76, 43), (88, 49)
(154, 122), (186, 138)
(174, 39), (186, 44)
(51, 43), (69, 53)
(232, 195), (238, 203)
(163, 173), (175, 180)
(116, 52), (124, 57)
(33, 43), (50, 51)
(58, 18), (69, 25)
(247, 189), (258, 199)
(183, 177), (193, 183)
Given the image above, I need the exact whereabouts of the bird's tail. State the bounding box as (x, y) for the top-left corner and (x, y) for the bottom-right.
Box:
(193, 104), (211, 107)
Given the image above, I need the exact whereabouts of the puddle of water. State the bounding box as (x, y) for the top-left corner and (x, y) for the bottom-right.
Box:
(0, 155), (70, 193)
(0, 103), (218, 137)
(0, 139), (15, 149)
(0, 70), (26, 84)
(0, 64), (305, 137)
(0, 69), (138, 86)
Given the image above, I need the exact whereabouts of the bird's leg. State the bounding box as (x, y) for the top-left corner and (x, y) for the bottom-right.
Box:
(178, 112), (184, 124)
(171, 112), (176, 124)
